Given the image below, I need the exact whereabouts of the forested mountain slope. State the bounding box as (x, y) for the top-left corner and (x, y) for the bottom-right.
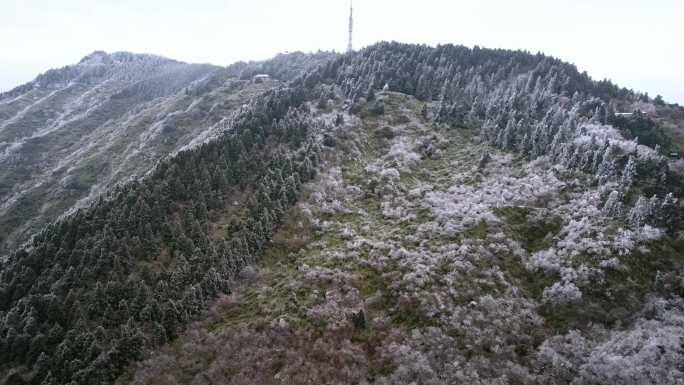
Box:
(1, 42), (683, 385)
(0, 50), (334, 255)
(0, 84), (325, 384)
(121, 89), (684, 385)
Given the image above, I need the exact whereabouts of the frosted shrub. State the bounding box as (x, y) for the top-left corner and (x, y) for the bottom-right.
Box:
(559, 265), (603, 286)
(306, 281), (363, 331)
(303, 167), (351, 215)
(340, 225), (356, 239)
(575, 299), (684, 384)
(379, 167), (400, 181)
(299, 264), (358, 287)
(381, 200), (404, 219)
(599, 257), (623, 270)
(527, 248), (563, 273)
(638, 224), (663, 241)
(420, 190), (497, 234)
(376, 343), (438, 385)
(407, 183), (433, 199)
(575, 124), (660, 164)
(556, 190), (603, 221)
(345, 185), (363, 195)
(575, 124), (624, 147)
(384, 137), (421, 170)
(542, 281), (582, 305)
(536, 330), (593, 382)
(554, 217), (610, 258)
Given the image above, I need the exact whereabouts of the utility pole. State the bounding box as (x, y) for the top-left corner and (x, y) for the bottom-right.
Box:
(347, 0), (353, 53)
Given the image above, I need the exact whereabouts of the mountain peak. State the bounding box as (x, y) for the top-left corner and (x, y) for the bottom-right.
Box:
(77, 50), (179, 67)
(78, 50), (109, 65)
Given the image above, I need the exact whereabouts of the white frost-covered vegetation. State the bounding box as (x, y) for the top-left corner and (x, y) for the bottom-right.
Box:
(418, 154), (564, 236)
(537, 298), (684, 385)
(120, 93), (682, 385)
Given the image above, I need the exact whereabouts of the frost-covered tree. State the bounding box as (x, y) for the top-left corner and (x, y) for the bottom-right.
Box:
(620, 155), (636, 190)
(656, 193), (679, 229)
(597, 144), (618, 184)
(536, 330), (593, 382)
(590, 105), (605, 124)
(497, 117), (516, 150)
(602, 190), (622, 217)
(628, 195), (653, 228)
(478, 151), (491, 171)
(420, 103), (429, 120)
(573, 299), (684, 385)
(654, 271), (666, 295)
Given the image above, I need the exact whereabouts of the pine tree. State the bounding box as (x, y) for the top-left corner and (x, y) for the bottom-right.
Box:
(657, 193), (679, 229)
(334, 114), (344, 126)
(498, 118), (516, 150)
(478, 151), (491, 171)
(366, 87), (375, 101)
(620, 156), (637, 191)
(629, 195), (653, 228)
(597, 145), (617, 184)
(654, 271), (666, 296)
(589, 105), (600, 123)
(602, 190), (622, 217)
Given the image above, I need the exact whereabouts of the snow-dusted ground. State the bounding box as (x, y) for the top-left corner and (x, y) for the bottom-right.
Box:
(0, 60), (273, 253)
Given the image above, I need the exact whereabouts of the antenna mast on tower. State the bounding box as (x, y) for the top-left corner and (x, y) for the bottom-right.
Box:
(347, 1), (353, 53)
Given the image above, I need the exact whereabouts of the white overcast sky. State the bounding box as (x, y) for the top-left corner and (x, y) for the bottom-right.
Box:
(1, 0), (682, 103)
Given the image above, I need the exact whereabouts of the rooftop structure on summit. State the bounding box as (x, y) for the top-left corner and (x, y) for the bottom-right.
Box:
(253, 74), (271, 83)
(615, 109), (651, 117)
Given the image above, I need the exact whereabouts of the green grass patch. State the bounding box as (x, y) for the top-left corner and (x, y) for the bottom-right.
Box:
(463, 220), (489, 240)
(494, 206), (562, 252)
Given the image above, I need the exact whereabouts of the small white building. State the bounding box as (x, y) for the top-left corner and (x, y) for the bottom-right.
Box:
(253, 74), (271, 83)
(615, 109), (650, 118)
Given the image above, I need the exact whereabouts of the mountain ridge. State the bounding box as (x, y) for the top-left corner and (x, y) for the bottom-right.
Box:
(0, 50), (335, 255)
(0, 42), (682, 385)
